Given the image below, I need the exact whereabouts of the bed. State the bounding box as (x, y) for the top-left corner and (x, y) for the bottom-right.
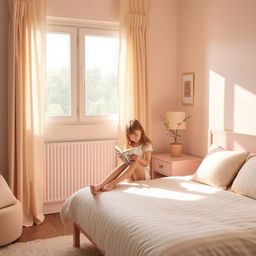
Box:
(60, 131), (256, 256)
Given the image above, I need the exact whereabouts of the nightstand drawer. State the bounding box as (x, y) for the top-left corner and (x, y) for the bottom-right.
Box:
(151, 153), (202, 179)
(171, 161), (201, 176)
(152, 159), (172, 175)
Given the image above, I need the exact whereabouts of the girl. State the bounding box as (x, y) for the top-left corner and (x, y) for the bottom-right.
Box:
(90, 119), (153, 195)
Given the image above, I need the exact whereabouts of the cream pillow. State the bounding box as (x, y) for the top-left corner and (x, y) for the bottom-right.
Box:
(231, 156), (256, 199)
(0, 175), (17, 209)
(192, 145), (248, 189)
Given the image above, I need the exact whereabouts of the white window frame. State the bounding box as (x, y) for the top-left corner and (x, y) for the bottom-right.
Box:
(46, 17), (119, 125)
(46, 25), (78, 123)
(79, 28), (119, 123)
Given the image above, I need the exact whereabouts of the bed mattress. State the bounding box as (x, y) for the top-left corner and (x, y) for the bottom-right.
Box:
(61, 176), (256, 256)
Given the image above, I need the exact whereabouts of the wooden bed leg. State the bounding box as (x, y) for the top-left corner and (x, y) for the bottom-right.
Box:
(73, 223), (80, 248)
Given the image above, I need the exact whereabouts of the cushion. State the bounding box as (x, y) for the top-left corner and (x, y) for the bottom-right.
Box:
(246, 153), (256, 161)
(231, 156), (256, 199)
(0, 175), (17, 209)
(192, 145), (248, 189)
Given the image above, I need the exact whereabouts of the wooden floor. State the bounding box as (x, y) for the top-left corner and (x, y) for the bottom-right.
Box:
(18, 213), (73, 242)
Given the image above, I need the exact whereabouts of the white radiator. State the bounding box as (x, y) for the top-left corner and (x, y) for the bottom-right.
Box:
(44, 140), (116, 214)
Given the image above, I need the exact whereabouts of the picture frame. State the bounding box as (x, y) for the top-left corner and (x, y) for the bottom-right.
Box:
(182, 72), (194, 105)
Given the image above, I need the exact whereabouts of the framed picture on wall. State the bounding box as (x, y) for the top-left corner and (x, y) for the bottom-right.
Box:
(182, 72), (194, 105)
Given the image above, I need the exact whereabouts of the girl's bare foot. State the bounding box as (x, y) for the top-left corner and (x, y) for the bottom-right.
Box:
(90, 185), (97, 196)
(90, 184), (102, 196)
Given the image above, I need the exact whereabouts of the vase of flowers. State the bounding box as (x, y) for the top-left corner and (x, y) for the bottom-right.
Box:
(161, 113), (191, 157)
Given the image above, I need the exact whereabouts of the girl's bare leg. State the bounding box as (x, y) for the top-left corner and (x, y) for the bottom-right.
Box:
(125, 175), (135, 182)
(102, 161), (145, 191)
(90, 162), (128, 195)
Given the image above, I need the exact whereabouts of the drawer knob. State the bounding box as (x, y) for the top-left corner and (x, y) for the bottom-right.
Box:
(159, 164), (163, 168)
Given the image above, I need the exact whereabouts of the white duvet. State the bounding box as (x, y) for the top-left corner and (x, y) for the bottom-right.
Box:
(61, 176), (256, 256)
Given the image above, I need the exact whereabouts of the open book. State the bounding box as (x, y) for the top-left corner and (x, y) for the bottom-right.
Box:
(114, 145), (135, 164)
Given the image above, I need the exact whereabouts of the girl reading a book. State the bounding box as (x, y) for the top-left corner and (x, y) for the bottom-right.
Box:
(90, 119), (153, 196)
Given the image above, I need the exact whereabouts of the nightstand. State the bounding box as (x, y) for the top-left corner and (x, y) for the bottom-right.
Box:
(151, 153), (202, 179)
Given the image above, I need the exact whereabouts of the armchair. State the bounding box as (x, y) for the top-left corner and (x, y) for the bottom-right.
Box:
(0, 175), (22, 246)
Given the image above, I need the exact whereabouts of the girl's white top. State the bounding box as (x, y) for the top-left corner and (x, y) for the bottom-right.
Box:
(132, 143), (153, 180)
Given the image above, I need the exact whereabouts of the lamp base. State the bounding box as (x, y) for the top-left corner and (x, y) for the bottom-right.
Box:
(170, 143), (182, 157)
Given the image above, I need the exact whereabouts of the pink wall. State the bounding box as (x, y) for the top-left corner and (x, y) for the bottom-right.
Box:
(46, 0), (119, 22)
(177, 0), (256, 157)
(148, 0), (177, 153)
(0, 0), (9, 180)
(45, 0), (178, 153)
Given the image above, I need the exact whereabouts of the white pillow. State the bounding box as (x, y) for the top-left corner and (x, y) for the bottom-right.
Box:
(0, 175), (17, 209)
(231, 156), (256, 199)
(192, 145), (248, 189)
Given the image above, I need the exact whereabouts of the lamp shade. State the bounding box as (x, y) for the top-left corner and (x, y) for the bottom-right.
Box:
(165, 112), (186, 129)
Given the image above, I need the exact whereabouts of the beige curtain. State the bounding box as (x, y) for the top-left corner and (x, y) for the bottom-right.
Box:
(8, 0), (45, 226)
(118, 0), (151, 147)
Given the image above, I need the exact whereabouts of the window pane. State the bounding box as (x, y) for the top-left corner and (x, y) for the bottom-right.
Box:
(46, 33), (71, 117)
(85, 36), (119, 116)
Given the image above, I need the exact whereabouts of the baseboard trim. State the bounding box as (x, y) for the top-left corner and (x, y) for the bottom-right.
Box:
(43, 201), (64, 214)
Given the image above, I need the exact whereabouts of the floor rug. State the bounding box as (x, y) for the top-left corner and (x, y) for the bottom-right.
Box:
(0, 235), (102, 256)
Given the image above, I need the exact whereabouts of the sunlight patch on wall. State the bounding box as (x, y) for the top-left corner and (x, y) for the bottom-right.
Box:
(234, 84), (256, 135)
(209, 70), (225, 131)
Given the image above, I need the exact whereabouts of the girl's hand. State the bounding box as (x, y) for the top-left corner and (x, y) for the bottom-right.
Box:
(129, 154), (138, 161)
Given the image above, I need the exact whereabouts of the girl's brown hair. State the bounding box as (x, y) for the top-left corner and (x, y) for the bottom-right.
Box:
(125, 119), (151, 147)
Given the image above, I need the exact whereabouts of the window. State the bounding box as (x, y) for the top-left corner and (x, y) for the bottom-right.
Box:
(45, 20), (119, 124)
(79, 28), (119, 122)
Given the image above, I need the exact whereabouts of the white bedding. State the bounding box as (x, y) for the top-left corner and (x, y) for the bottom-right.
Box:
(61, 176), (256, 256)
